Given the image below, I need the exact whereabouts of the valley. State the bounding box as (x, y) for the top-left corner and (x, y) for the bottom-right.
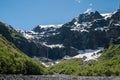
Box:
(0, 8), (120, 80)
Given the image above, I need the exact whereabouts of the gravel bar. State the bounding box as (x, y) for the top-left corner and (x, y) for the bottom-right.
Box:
(0, 74), (120, 80)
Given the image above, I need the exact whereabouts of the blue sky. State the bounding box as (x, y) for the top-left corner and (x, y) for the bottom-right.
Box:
(0, 0), (119, 30)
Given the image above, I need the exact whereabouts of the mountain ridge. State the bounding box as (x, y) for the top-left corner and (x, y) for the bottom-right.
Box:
(18, 9), (120, 60)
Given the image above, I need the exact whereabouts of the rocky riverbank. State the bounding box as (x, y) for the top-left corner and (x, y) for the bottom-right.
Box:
(0, 74), (120, 80)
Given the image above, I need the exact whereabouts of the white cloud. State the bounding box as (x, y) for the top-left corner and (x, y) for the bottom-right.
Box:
(89, 3), (93, 6)
(75, 0), (81, 3)
(84, 8), (92, 14)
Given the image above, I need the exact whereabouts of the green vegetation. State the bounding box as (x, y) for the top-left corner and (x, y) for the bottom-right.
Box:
(49, 44), (120, 76)
(0, 22), (21, 40)
(49, 59), (83, 75)
(0, 34), (48, 74)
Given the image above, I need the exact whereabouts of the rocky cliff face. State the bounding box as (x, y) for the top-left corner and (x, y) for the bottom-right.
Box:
(18, 10), (120, 60)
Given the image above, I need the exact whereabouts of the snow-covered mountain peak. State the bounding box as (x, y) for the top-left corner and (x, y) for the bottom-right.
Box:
(84, 8), (93, 14)
(38, 24), (63, 29)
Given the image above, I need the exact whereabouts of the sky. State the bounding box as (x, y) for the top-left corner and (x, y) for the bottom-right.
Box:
(0, 0), (119, 30)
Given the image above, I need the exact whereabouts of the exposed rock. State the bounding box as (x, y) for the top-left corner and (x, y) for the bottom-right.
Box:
(17, 10), (120, 60)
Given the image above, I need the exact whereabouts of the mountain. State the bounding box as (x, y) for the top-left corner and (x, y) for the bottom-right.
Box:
(0, 9), (120, 76)
(18, 9), (120, 60)
(0, 34), (47, 74)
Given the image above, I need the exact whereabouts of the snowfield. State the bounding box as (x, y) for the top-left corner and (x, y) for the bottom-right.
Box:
(40, 47), (104, 67)
(63, 47), (104, 61)
(73, 47), (104, 61)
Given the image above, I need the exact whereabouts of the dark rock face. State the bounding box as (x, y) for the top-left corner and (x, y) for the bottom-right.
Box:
(78, 11), (103, 23)
(90, 19), (109, 29)
(111, 9), (120, 21)
(17, 10), (120, 60)
(32, 25), (43, 32)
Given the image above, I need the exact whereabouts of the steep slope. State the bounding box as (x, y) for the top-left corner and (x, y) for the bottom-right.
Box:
(0, 22), (48, 58)
(0, 34), (47, 74)
(99, 44), (120, 60)
(49, 44), (120, 76)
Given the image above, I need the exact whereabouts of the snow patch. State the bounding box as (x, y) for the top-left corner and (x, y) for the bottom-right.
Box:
(42, 42), (64, 48)
(41, 62), (49, 67)
(84, 8), (92, 14)
(38, 24), (63, 29)
(101, 13), (113, 19)
(94, 26), (108, 31)
(23, 34), (34, 39)
(41, 62), (54, 67)
(74, 22), (80, 27)
(82, 22), (88, 27)
(73, 47), (104, 61)
(114, 23), (120, 26)
(80, 29), (89, 32)
(63, 55), (72, 60)
(18, 30), (36, 39)
(71, 26), (89, 32)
